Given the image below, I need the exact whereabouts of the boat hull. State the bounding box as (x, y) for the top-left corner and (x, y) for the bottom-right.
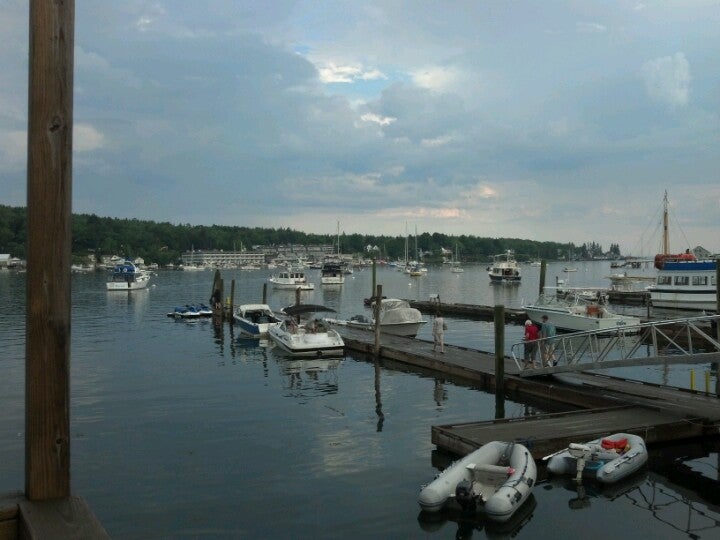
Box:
(106, 278), (149, 291)
(418, 441), (536, 522)
(648, 260), (717, 311)
(268, 326), (344, 357)
(524, 305), (641, 332)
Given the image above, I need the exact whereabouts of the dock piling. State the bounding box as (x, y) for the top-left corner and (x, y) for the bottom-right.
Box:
(539, 260), (546, 296)
(373, 285), (382, 356)
(494, 305), (505, 419)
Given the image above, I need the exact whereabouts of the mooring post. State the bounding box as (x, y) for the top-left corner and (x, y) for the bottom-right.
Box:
(229, 279), (235, 320)
(715, 258), (719, 396)
(494, 305), (505, 419)
(539, 260), (546, 297)
(26, 0), (75, 500)
(373, 284), (383, 356)
(262, 283), (267, 304)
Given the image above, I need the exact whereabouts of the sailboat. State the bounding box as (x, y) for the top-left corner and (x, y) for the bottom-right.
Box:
(451, 244), (464, 273)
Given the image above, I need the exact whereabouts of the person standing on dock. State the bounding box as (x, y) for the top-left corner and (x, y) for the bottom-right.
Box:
(432, 311), (446, 353)
(523, 320), (539, 368)
(539, 315), (557, 366)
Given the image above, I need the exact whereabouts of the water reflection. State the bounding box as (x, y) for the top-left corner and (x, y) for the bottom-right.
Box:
(417, 494), (537, 539)
(276, 357), (342, 398)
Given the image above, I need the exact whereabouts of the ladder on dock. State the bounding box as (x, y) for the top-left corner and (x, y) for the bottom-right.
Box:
(512, 314), (720, 377)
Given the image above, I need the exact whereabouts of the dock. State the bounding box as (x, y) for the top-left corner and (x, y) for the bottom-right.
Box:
(336, 326), (720, 458)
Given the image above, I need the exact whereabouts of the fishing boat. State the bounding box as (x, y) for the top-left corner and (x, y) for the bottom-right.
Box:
(546, 433), (648, 484)
(268, 270), (315, 290)
(267, 304), (345, 357)
(523, 291), (641, 332)
(233, 303), (282, 336)
(106, 260), (151, 291)
(344, 298), (427, 337)
(418, 441), (536, 522)
(488, 251), (521, 283)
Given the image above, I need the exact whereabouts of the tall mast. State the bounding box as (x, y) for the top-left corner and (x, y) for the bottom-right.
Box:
(336, 220), (340, 256)
(662, 190), (669, 255)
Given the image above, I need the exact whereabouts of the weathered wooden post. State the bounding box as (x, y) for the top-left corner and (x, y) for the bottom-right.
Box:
(494, 305), (505, 419)
(373, 285), (383, 356)
(262, 283), (267, 304)
(229, 279), (235, 320)
(26, 0), (75, 500)
(539, 260), (546, 297)
(715, 258), (719, 396)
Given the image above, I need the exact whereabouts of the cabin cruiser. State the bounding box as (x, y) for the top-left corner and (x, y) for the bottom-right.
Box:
(267, 304), (344, 357)
(268, 270), (315, 290)
(320, 260), (345, 285)
(106, 260), (151, 291)
(488, 251), (521, 283)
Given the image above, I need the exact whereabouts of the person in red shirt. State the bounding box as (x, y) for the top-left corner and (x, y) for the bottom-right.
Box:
(523, 319), (539, 369)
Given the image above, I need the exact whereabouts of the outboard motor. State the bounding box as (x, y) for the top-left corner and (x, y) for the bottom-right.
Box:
(455, 480), (477, 512)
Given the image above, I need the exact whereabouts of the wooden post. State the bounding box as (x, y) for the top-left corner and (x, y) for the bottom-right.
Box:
(219, 279), (224, 319)
(26, 0), (75, 500)
(539, 260), (546, 297)
(211, 269), (221, 300)
(373, 285), (383, 356)
(262, 283), (267, 304)
(494, 305), (505, 419)
(371, 259), (377, 298)
(715, 259), (719, 396)
(229, 279), (235, 319)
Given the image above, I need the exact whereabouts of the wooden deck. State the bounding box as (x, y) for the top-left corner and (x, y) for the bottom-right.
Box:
(336, 326), (720, 457)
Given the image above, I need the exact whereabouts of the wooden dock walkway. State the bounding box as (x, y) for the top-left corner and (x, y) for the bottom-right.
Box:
(336, 326), (720, 457)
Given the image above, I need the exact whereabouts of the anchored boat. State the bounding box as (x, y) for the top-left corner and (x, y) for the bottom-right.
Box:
(546, 433), (648, 483)
(418, 441), (536, 522)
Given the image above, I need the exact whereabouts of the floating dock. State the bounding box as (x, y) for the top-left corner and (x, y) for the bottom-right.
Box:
(336, 326), (720, 458)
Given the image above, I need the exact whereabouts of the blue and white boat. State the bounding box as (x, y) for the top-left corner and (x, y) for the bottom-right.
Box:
(647, 259), (717, 311)
(233, 304), (282, 336)
(106, 260), (151, 291)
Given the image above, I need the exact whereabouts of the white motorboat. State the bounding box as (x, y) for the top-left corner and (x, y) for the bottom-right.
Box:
(418, 441), (536, 522)
(268, 304), (345, 357)
(268, 270), (315, 290)
(488, 251), (521, 283)
(546, 433), (648, 484)
(523, 292), (641, 333)
(345, 298), (427, 337)
(320, 260), (345, 285)
(106, 260), (151, 291)
(233, 303), (282, 336)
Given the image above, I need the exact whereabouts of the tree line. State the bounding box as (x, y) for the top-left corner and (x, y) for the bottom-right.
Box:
(0, 205), (620, 266)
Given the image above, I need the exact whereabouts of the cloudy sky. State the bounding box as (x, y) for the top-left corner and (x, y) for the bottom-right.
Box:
(1, 1), (719, 254)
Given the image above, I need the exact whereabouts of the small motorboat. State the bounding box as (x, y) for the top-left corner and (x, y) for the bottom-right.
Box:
(545, 433), (648, 483)
(233, 303), (282, 336)
(346, 298), (427, 338)
(267, 304), (345, 357)
(418, 441), (536, 522)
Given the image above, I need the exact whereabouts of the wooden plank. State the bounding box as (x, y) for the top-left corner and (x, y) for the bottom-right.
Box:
(26, 0), (75, 500)
(432, 407), (707, 459)
(19, 496), (109, 539)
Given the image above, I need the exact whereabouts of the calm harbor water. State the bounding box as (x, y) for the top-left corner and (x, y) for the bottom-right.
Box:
(1, 262), (718, 539)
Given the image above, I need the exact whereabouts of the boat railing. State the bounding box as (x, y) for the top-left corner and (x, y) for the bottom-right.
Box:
(511, 314), (720, 376)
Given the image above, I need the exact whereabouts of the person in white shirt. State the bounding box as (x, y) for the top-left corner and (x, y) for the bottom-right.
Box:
(432, 312), (445, 353)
